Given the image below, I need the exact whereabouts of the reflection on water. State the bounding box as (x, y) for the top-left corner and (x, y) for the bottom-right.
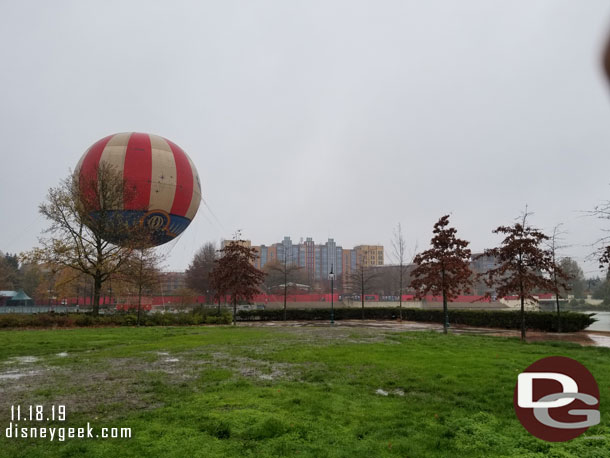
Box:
(585, 311), (610, 332)
(588, 334), (610, 347)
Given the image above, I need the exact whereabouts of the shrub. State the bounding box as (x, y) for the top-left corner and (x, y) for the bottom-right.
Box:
(205, 314), (231, 325)
(0, 309), (232, 329)
(235, 308), (596, 332)
(0, 307), (594, 331)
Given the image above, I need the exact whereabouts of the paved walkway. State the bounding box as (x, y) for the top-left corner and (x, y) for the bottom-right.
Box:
(239, 319), (610, 348)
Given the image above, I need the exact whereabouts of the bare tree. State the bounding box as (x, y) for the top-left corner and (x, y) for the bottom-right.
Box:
(171, 287), (199, 308)
(210, 233), (266, 325)
(24, 164), (141, 314)
(0, 253), (20, 291)
(185, 242), (218, 303)
(546, 225), (572, 333)
(411, 215), (473, 334)
(19, 262), (43, 300)
(391, 223), (407, 319)
(484, 208), (555, 341)
(390, 223), (417, 319)
(119, 247), (164, 325)
(348, 255), (379, 319)
(265, 255), (303, 321)
(559, 258), (586, 299)
(591, 199), (610, 269)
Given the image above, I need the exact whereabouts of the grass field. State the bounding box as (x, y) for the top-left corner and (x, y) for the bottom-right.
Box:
(0, 325), (608, 457)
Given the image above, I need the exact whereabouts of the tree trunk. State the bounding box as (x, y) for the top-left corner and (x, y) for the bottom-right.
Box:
(217, 295), (221, 315)
(520, 282), (526, 341)
(93, 275), (102, 316)
(137, 258), (143, 326)
(283, 255), (288, 321)
(361, 280), (365, 320)
(283, 282), (287, 321)
(441, 267), (448, 334)
(555, 292), (561, 333)
(232, 296), (237, 326)
(442, 290), (448, 334)
(398, 270), (403, 320)
(137, 284), (142, 326)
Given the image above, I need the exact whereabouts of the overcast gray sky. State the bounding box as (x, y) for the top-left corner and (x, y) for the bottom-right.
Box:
(1, 0), (610, 275)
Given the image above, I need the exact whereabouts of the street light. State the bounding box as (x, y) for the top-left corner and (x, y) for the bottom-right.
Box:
(329, 264), (335, 325)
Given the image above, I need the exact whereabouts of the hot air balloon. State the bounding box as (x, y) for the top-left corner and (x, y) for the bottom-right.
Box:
(75, 132), (201, 247)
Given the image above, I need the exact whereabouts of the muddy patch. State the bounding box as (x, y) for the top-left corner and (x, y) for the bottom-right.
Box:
(0, 352), (209, 421)
(210, 352), (294, 381)
(0, 370), (42, 380)
(0, 355), (46, 383)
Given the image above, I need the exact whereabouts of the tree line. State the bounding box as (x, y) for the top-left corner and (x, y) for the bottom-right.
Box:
(4, 165), (610, 340)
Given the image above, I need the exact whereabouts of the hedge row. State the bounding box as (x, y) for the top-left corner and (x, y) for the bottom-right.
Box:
(0, 311), (232, 328)
(0, 308), (595, 332)
(236, 308), (596, 332)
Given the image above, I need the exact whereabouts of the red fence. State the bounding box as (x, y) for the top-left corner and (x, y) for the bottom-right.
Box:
(50, 293), (499, 307)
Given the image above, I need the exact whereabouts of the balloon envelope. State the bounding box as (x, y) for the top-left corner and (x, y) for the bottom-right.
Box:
(76, 132), (201, 247)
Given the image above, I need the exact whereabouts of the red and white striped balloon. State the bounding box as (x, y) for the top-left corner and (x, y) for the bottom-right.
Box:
(75, 132), (201, 247)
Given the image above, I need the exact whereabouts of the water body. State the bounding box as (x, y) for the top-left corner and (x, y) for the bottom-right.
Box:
(585, 311), (610, 332)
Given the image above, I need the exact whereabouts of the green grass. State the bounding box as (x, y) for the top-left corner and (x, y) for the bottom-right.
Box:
(0, 326), (608, 457)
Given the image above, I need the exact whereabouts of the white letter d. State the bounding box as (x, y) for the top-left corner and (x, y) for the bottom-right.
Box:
(518, 372), (578, 408)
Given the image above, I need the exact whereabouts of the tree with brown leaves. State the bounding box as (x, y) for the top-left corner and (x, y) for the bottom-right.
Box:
(25, 164), (140, 314)
(484, 210), (556, 341)
(411, 215), (473, 334)
(210, 235), (266, 325)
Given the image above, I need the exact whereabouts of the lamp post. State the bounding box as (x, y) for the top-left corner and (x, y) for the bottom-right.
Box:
(329, 264), (335, 325)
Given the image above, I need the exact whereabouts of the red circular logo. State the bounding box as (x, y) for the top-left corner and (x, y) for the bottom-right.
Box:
(514, 356), (600, 442)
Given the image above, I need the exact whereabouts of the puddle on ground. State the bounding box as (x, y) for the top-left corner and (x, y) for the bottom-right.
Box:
(0, 370), (41, 380)
(11, 356), (39, 364)
(164, 358), (179, 363)
(375, 388), (404, 396)
(587, 334), (610, 348)
(56, 352), (68, 358)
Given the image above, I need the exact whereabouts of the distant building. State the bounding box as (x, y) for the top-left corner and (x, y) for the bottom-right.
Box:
(0, 290), (34, 306)
(221, 239), (251, 250)
(0, 290), (17, 306)
(354, 245), (384, 267)
(252, 244), (277, 270)
(342, 249), (358, 286)
(159, 272), (186, 295)
(250, 236), (383, 287)
(470, 253), (500, 296)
